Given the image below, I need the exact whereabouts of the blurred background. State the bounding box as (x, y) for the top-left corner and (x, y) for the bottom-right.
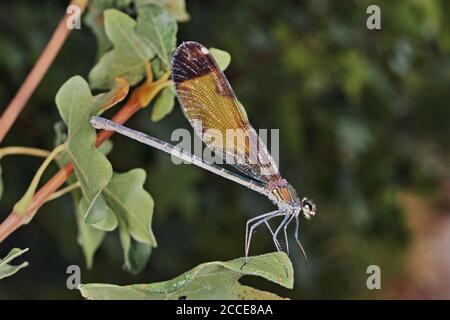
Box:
(0, 0), (450, 299)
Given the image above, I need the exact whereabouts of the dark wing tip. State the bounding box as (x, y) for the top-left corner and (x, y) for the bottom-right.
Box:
(173, 41), (205, 58)
(171, 41), (217, 85)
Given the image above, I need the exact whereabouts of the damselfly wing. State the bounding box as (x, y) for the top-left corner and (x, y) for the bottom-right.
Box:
(172, 42), (306, 210)
(172, 42), (316, 260)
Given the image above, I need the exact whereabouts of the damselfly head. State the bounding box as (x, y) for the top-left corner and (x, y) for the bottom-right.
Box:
(301, 197), (316, 220)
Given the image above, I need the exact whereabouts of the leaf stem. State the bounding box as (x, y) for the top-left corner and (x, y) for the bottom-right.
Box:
(0, 0), (89, 143)
(45, 181), (81, 203)
(145, 61), (153, 83)
(13, 144), (67, 219)
(0, 147), (51, 159)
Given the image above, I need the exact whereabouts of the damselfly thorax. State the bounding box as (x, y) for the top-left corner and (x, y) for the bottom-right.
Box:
(91, 41), (317, 263)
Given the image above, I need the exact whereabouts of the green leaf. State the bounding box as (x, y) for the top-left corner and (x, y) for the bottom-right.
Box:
(120, 233), (152, 274)
(136, 3), (177, 69)
(103, 169), (156, 245)
(54, 120), (114, 172)
(136, 0), (190, 22)
(161, 0), (190, 22)
(151, 57), (166, 79)
(83, 195), (118, 231)
(0, 248), (29, 280)
(78, 252), (293, 299)
(53, 121), (68, 147)
(54, 128), (114, 269)
(76, 194), (107, 269)
(103, 169), (156, 272)
(151, 86), (175, 122)
(84, 0), (134, 58)
(55, 76), (113, 222)
(210, 47), (231, 71)
(89, 9), (155, 89)
(53, 120), (116, 269)
(84, 169), (157, 273)
(53, 118), (155, 272)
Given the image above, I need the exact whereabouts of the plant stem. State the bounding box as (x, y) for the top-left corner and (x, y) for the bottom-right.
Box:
(0, 147), (51, 159)
(0, 98), (141, 243)
(13, 144), (67, 218)
(45, 181), (81, 203)
(0, 0), (89, 143)
(0, 67), (170, 244)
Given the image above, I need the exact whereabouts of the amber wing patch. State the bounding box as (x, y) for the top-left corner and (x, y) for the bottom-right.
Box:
(172, 41), (280, 183)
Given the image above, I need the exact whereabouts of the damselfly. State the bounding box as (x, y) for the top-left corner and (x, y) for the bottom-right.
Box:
(91, 41), (316, 262)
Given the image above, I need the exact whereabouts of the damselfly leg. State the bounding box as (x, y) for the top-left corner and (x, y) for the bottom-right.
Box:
(272, 214), (291, 253)
(281, 213), (297, 255)
(266, 210), (306, 263)
(295, 213), (308, 265)
(264, 220), (282, 251)
(245, 210), (286, 259)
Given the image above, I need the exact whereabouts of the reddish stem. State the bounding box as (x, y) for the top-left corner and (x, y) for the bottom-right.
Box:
(0, 0), (89, 143)
(0, 99), (141, 243)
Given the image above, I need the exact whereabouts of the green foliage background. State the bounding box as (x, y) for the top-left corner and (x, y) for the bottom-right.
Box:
(0, 0), (449, 299)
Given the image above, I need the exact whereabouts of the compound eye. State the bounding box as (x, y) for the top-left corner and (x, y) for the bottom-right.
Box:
(302, 198), (316, 218)
(303, 204), (311, 213)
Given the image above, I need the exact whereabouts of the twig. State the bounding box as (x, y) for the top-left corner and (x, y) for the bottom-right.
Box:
(0, 0), (89, 143)
(13, 144), (67, 216)
(0, 147), (51, 159)
(0, 98), (139, 242)
(45, 181), (81, 203)
(0, 75), (171, 242)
